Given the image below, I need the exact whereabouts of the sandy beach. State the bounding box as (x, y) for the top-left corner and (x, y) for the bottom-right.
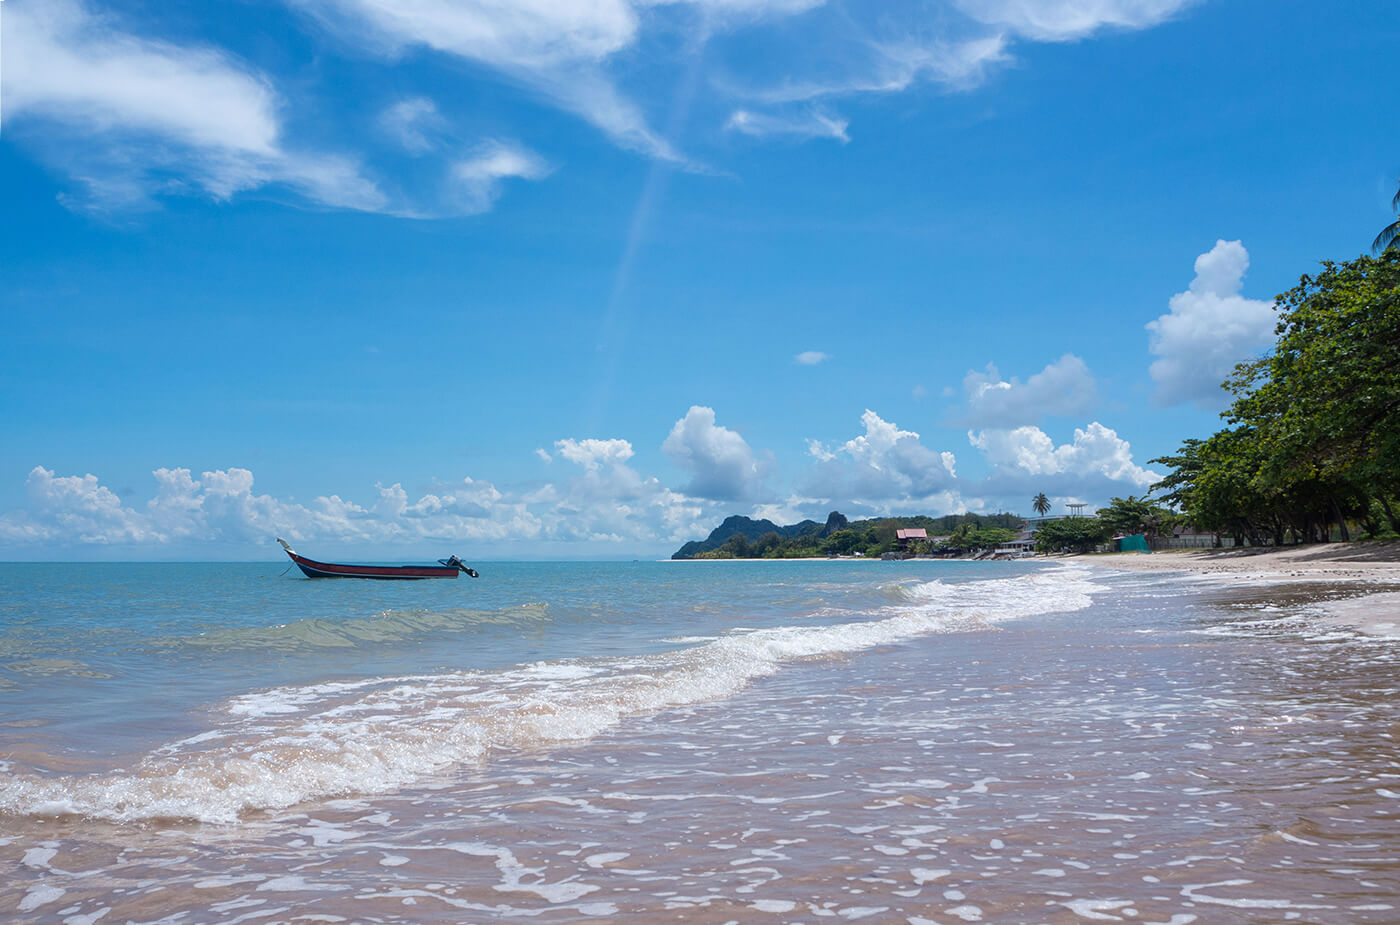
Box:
(1071, 540), (1400, 634)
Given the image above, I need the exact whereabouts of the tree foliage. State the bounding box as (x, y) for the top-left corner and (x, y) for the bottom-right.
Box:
(1150, 248), (1400, 544)
(1375, 177), (1400, 256)
(1032, 517), (1109, 554)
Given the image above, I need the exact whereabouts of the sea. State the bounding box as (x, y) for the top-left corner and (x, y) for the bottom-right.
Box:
(2, 558), (1400, 924)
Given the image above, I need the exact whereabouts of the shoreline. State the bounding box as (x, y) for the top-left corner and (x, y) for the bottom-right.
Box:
(1067, 540), (1400, 636)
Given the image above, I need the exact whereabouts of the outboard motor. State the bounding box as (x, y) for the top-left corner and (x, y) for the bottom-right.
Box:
(440, 555), (479, 578)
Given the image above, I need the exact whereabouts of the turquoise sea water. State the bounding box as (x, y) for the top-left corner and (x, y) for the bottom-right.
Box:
(0, 559), (1056, 801)
(4, 559), (1400, 922)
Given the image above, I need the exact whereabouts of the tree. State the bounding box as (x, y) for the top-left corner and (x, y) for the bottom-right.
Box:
(1032, 492), (1051, 517)
(1033, 518), (1108, 554)
(949, 523), (1015, 550)
(1375, 177), (1400, 255)
(720, 533), (752, 558)
(1097, 496), (1172, 538)
(755, 531), (782, 557)
(1227, 250), (1400, 503)
(1148, 248), (1400, 546)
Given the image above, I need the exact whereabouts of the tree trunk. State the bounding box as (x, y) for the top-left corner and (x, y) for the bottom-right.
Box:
(1379, 495), (1400, 534)
(1331, 498), (1351, 542)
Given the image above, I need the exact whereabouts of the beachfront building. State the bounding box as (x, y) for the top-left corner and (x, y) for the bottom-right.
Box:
(996, 524), (1037, 556)
(895, 528), (927, 552)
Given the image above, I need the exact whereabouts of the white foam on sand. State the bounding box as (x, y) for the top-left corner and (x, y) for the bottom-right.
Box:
(1317, 592), (1400, 638)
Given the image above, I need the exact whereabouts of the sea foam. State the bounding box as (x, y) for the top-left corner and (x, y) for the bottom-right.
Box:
(0, 566), (1099, 824)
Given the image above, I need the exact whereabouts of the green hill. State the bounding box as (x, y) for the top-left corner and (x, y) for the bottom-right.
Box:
(671, 510), (1022, 559)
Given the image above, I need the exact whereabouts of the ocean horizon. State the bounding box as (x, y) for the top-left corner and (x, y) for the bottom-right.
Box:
(4, 560), (1399, 922)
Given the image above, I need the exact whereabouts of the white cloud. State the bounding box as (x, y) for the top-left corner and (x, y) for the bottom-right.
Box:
(554, 437), (636, 471)
(290, 0), (680, 160)
(379, 97), (445, 154)
(1146, 240), (1277, 408)
(962, 354), (1098, 427)
(451, 140), (552, 214)
(661, 406), (770, 501)
(968, 421), (1160, 490)
(748, 493), (827, 527)
(0, 457), (709, 554)
(955, 0), (1198, 42)
(795, 350), (831, 365)
(730, 34), (1012, 105)
(659, 0), (827, 17)
(726, 108), (849, 143)
(802, 410), (959, 511)
(4, 0), (385, 212)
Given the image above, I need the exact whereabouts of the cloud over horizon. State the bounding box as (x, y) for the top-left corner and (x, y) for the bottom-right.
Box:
(2, 402), (1168, 556)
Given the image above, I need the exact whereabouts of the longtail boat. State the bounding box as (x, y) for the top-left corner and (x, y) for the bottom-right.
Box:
(277, 538), (478, 580)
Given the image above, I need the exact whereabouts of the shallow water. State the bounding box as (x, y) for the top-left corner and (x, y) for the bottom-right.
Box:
(2, 560), (1399, 922)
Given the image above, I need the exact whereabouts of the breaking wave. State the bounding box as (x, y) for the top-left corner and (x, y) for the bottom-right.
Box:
(0, 567), (1099, 825)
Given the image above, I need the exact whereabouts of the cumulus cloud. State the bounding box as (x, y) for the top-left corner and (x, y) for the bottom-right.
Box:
(802, 410), (959, 511)
(795, 350), (831, 365)
(554, 437), (636, 471)
(961, 354), (1098, 428)
(661, 406), (771, 501)
(548, 434), (716, 542)
(968, 421), (1160, 492)
(4, 0), (385, 212)
(1147, 240), (1277, 408)
(0, 455), (713, 555)
(4, 408), (1171, 555)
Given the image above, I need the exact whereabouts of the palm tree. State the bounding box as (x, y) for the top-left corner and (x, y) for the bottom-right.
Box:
(1032, 492), (1051, 517)
(1375, 177), (1400, 255)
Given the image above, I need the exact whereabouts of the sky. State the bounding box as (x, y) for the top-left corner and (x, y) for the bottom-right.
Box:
(0, 0), (1396, 560)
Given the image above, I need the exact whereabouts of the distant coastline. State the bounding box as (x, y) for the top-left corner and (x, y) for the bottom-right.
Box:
(670, 510), (1025, 561)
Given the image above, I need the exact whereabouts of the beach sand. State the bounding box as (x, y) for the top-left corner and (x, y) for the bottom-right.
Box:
(1071, 540), (1400, 635)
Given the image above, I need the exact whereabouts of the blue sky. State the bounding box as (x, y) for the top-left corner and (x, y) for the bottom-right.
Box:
(1, 0), (1396, 559)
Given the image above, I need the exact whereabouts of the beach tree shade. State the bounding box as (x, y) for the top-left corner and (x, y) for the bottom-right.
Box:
(1032, 493), (1051, 517)
(1374, 178), (1400, 255)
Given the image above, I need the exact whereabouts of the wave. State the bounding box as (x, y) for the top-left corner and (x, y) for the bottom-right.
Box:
(161, 603), (552, 652)
(0, 567), (1099, 825)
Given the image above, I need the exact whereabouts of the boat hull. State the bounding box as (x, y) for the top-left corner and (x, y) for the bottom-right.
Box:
(286, 551), (460, 580)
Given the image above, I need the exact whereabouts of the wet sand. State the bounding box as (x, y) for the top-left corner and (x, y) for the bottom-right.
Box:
(1072, 542), (1400, 635)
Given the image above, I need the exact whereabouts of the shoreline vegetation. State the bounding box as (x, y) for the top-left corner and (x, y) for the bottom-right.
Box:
(670, 510), (1023, 560)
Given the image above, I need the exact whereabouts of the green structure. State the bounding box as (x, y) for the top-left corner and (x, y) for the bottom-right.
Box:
(1116, 534), (1150, 553)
